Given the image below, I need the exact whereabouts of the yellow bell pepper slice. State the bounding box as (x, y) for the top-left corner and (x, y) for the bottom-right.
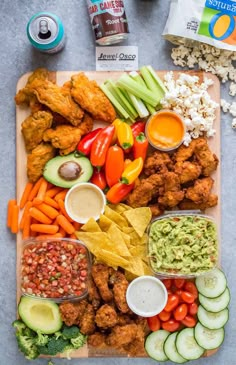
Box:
(121, 157), (143, 184)
(117, 122), (134, 150)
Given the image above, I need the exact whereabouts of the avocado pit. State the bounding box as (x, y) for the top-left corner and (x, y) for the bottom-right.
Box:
(58, 161), (82, 181)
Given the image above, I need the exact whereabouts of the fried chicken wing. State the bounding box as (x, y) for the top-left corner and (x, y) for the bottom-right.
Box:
(194, 138), (219, 176)
(148, 204), (164, 217)
(163, 171), (181, 192)
(123, 324), (146, 357)
(144, 151), (173, 176)
(21, 111), (53, 152)
(185, 177), (214, 204)
(106, 324), (139, 348)
(158, 190), (185, 208)
(91, 263), (113, 302)
(109, 271), (129, 313)
(179, 194), (218, 210)
(71, 72), (116, 123)
(88, 277), (101, 310)
(174, 161), (202, 184)
(95, 304), (118, 329)
(43, 124), (82, 155)
(27, 142), (56, 182)
(174, 138), (197, 162)
(79, 303), (96, 335)
(88, 332), (107, 349)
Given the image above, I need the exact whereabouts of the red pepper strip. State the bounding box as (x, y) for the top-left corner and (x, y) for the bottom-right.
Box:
(133, 132), (149, 161)
(90, 125), (115, 168)
(105, 145), (124, 188)
(131, 121), (146, 138)
(77, 128), (102, 156)
(90, 169), (107, 190)
(106, 182), (135, 204)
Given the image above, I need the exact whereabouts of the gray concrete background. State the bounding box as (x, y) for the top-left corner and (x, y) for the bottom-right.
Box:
(0, 0), (235, 364)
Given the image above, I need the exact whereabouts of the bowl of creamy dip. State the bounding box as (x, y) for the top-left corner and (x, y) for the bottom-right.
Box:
(126, 276), (168, 317)
(65, 182), (106, 224)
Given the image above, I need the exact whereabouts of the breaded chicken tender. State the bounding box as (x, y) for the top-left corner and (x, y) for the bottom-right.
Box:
(174, 161), (202, 184)
(95, 304), (118, 328)
(91, 264), (113, 302)
(123, 324), (146, 357)
(158, 172), (184, 208)
(21, 111), (53, 152)
(179, 194), (218, 210)
(185, 177), (214, 204)
(110, 271), (129, 313)
(79, 304), (96, 335)
(88, 332), (107, 349)
(144, 151), (173, 176)
(106, 324), (139, 348)
(194, 138), (219, 176)
(88, 277), (101, 310)
(71, 72), (116, 123)
(27, 142), (56, 182)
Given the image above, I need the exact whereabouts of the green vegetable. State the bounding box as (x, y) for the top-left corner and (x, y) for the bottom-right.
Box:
(38, 336), (70, 356)
(71, 333), (87, 349)
(100, 82), (130, 120)
(129, 71), (156, 114)
(12, 320), (27, 335)
(34, 331), (49, 346)
(16, 334), (39, 360)
(62, 325), (81, 339)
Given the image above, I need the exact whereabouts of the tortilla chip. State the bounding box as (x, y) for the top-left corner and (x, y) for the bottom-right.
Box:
(123, 207), (152, 237)
(122, 227), (135, 234)
(104, 206), (128, 227)
(97, 249), (129, 268)
(129, 245), (147, 258)
(98, 215), (114, 232)
(107, 224), (131, 257)
(108, 203), (132, 214)
(81, 218), (102, 232)
(124, 257), (145, 276)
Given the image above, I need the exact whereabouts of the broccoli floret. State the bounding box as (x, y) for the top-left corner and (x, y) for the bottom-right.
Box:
(16, 335), (39, 360)
(62, 325), (81, 339)
(34, 331), (49, 346)
(54, 331), (63, 340)
(38, 337), (70, 356)
(70, 333), (87, 349)
(62, 344), (75, 360)
(12, 320), (27, 335)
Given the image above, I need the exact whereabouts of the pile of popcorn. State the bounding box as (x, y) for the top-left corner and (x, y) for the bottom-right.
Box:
(161, 72), (218, 145)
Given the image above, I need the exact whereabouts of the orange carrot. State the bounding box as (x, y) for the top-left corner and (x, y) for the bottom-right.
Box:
(35, 202), (59, 220)
(22, 214), (31, 239)
(29, 207), (52, 225)
(19, 201), (33, 230)
(44, 195), (60, 209)
(31, 224), (59, 234)
(35, 233), (63, 240)
(58, 199), (74, 222)
(54, 189), (68, 202)
(19, 182), (34, 209)
(56, 214), (75, 235)
(11, 205), (19, 234)
(58, 226), (66, 237)
(7, 199), (16, 228)
(35, 178), (48, 204)
(28, 177), (44, 201)
(46, 186), (63, 198)
(73, 222), (82, 231)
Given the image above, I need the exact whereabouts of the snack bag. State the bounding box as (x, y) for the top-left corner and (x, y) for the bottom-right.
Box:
(163, 0), (236, 51)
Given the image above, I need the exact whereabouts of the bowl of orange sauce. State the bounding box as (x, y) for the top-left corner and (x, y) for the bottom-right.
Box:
(145, 110), (185, 151)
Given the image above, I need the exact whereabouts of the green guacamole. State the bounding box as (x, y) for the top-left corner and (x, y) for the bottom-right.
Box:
(148, 215), (218, 275)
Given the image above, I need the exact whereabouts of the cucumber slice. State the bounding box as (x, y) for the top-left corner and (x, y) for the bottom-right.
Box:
(176, 328), (204, 360)
(194, 322), (225, 350)
(199, 287), (230, 313)
(145, 330), (170, 362)
(164, 332), (187, 363)
(197, 305), (229, 329)
(195, 268), (227, 298)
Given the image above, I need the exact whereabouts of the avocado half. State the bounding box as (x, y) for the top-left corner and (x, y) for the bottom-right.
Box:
(18, 296), (62, 334)
(43, 153), (93, 188)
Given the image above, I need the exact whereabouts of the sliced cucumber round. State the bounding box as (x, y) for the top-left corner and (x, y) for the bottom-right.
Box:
(199, 287), (230, 313)
(145, 330), (170, 362)
(164, 332), (187, 363)
(194, 322), (225, 350)
(197, 305), (229, 329)
(176, 328), (204, 360)
(195, 268), (227, 298)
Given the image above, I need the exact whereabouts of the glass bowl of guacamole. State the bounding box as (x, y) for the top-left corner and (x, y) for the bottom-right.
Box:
(147, 213), (219, 278)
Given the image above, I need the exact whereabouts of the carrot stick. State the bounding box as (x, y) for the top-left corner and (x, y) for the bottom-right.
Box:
(34, 202), (59, 220)
(7, 199), (16, 228)
(31, 224), (59, 234)
(54, 189), (68, 202)
(58, 199), (74, 222)
(46, 187), (63, 198)
(19, 201), (33, 230)
(19, 182), (34, 209)
(22, 214), (31, 239)
(56, 214), (75, 235)
(35, 178), (48, 204)
(58, 226), (66, 237)
(35, 233), (63, 240)
(29, 207), (52, 225)
(11, 205), (19, 234)
(28, 177), (44, 201)
(73, 222), (82, 231)
(44, 195), (60, 209)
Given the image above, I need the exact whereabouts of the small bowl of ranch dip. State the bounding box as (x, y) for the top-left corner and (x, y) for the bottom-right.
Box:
(65, 182), (106, 224)
(126, 276), (168, 317)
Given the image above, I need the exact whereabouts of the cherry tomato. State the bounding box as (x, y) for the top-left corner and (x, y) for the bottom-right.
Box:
(174, 278), (186, 289)
(158, 310), (171, 322)
(181, 315), (197, 328)
(175, 289), (183, 298)
(181, 291), (195, 304)
(188, 302), (198, 316)
(184, 281), (198, 300)
(164, 294), (179, 312)
(162, 319), (180, 332)
(174, 303), (188, 321)
(147, 315), (161, 331)
(162, 279), (172, 289)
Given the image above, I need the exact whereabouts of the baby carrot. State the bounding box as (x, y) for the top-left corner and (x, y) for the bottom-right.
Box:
(11, 205), (19, 234)
(22, 214), (31, 239)
(46, 186), (63, 198)
(7, 199), (16, 228)
(35, 178), (48, 204)
(35, 202), (59, 220)
(28, 177), (44, 201)
(35, 233), (63, 240)
(56, 214), (75, 235)
(57, 199), (73, 222)
(19, 182), (34, 209)
(19, 201), (33, 230)
(30, 224), (59, 234)
(44, 195), (60, 209)
(54, 189), (68, 202)
(29, 207), (52, 225)
(58, 226), (66, 237)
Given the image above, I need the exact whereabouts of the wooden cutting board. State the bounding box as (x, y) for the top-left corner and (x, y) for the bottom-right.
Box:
(15, 70), (221, 358)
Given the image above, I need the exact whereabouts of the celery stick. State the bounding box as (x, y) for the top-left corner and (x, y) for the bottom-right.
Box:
(130, 71), (156, 114)
(100, 83), (130, 119)
(140, 66), (164, 103)
(117, 73), (158, 107)
(146, 65), (167, 93)
(127, 91), (149, 118)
